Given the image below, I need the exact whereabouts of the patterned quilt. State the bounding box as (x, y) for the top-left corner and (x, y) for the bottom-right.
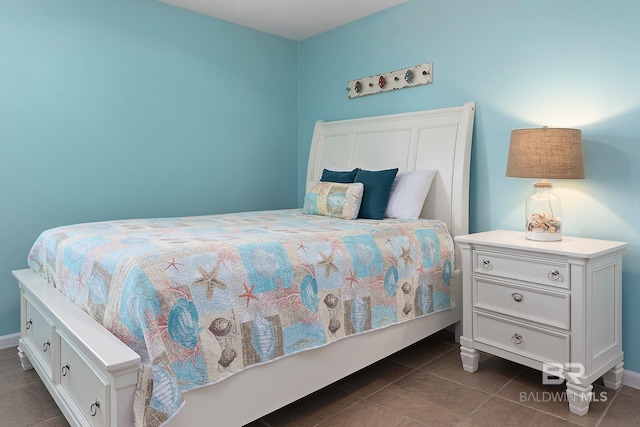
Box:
(27, 209), (454, 426)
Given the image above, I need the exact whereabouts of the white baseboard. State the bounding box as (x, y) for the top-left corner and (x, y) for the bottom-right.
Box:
(623, 369), (640, 390)
(0, 332), (20, 350)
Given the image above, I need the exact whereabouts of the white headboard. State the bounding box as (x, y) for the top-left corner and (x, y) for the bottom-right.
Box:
(306, 102), (475, 239)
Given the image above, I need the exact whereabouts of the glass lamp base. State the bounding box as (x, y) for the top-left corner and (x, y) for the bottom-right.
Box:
(526, 230), (562, 241)
(525, 182), (562, 242)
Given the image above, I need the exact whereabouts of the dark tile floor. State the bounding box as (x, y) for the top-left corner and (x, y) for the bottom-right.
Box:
(2, 331), (639, 426)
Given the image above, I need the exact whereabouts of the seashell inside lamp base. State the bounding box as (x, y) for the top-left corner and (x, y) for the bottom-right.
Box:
(526, 213), (562, 241)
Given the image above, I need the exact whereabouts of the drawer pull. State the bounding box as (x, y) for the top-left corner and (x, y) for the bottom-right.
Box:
(511, 333), (523, 344)
(90, 399), (100, 417)
(512, 293), (523, 302)
(61, 363), (70, 377)
(42, 341), (50, 352)
(548, 269), (560, 281)
(480, 259), (491, 270)
(26, 320), (32, 330)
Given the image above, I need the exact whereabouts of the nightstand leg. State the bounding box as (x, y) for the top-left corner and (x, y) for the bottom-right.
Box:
(566, 381), (593, 416)
(17, 344), (33, 370)
(602, 362), (624, 390)
(460, 345), (479, 373)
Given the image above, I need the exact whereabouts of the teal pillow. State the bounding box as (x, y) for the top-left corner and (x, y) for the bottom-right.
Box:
(320, 168), (359, 183)
(354, 168), (399, 219)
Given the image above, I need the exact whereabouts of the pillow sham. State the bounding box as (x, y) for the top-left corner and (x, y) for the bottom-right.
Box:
(303, 181), (364, 220)
(385, 170), (437, 220)
(323, 163), (350, 172)
(354, 168), (398, 220)
(320, 168), (359, 183)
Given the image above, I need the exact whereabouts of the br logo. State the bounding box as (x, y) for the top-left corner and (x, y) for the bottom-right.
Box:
(542, 362), (586, 385)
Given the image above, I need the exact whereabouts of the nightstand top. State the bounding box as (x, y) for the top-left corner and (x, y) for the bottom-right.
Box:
(455, 230), (627, 259)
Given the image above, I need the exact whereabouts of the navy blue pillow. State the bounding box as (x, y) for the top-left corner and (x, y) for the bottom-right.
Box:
(354, 168), (399, 219)
(320, 168), (359, 183)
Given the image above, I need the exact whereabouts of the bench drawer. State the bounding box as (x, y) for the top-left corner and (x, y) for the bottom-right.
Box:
(59, 335), (109, 427)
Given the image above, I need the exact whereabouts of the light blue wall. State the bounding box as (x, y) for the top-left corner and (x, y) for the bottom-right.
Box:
(0, 1), (298, 335)
(298, 0), (640, 372)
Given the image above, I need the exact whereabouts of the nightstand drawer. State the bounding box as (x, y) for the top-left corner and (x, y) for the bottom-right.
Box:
(474, 312), (570, 364)
(474, 250), (569, 289)
(474, 279), (570, 329)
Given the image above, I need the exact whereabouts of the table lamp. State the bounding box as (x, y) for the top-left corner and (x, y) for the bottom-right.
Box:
(506, 127), (585, 241)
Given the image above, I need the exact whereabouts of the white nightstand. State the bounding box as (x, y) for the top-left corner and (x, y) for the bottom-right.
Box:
(455, 230), (627, 416)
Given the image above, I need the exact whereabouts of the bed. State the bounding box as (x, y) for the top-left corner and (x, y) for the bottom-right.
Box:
(14, 101), (475, 427)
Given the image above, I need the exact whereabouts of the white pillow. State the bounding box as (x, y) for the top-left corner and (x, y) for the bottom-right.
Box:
(384, 170), (437, 220)
(323, 163), (350, 172)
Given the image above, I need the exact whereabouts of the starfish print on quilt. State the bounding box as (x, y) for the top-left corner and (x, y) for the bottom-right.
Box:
(400, 246), (413, 269)
(317, 251), (339, 278)
(238, 283), (259, 308)
(193, 265), (227, 299)
(345, 269), (358, 288)
(164, 257), (183, 271)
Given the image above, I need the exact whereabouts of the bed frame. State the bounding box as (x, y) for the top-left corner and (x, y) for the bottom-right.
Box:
(14, 102), (475, 426)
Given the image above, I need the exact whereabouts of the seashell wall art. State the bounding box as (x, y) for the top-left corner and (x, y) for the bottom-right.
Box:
(346, 62), (432, 98)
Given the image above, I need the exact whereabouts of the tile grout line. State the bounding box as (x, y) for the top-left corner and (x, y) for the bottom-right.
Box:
(310, 397), (372, 427)
(336, 346), (456, 399)
(488, 369), (577, 425)
(493, 381), (608, 426)
(424, 351), (605, 426)
(27, 414), (68, 427)
(454, 361), (525, 425)
(593, 388), (620, 427)
(402, 347), (619, 426)
(313, 349), (457, 427)
(495, 395), (584, 426)
(368, 346), (495, 426)
(453, 392), (494, 425)
(429, 350), (598, 426)
(500, 366), (622, 426)
(255, 342), (629, 426)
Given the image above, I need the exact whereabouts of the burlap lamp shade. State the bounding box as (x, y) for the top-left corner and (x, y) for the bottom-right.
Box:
(506, 127), (585, 179)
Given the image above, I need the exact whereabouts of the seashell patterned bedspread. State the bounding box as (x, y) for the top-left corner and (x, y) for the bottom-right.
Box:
(27, 209), (454, 426)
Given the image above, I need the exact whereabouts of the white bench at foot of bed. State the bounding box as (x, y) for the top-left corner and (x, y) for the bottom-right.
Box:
(15, 268), (140, 427)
